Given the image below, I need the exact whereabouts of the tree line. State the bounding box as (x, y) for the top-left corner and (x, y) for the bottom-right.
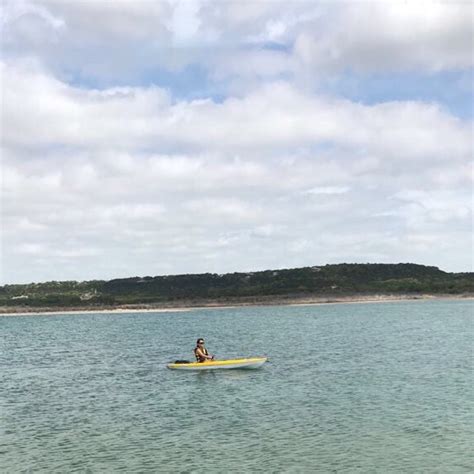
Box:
(1, 263), (472, 308)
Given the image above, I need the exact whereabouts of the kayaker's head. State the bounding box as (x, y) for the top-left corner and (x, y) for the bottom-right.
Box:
(197, 338), (205, 346)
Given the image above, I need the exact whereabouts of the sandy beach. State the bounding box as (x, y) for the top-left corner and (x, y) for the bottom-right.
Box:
(1, 294), (472, 317)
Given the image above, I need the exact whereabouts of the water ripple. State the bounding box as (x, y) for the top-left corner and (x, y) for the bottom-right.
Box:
(1, 301), (473, 472)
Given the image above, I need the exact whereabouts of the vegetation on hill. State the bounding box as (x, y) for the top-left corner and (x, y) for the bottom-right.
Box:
(0, 263), (472, 309)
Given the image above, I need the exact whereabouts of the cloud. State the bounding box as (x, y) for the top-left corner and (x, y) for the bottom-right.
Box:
(391, 189), (472, 226)
(2, 60), (471, 283)
(294, 2), (473, 74)
(1, 0), (471, 87)
(304, 186), (350, 195)
(3, 63), (471, 164)
(1, 2), (472, 283)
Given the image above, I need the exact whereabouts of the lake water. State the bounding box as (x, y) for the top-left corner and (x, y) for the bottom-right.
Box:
(1, 300), (473, 473)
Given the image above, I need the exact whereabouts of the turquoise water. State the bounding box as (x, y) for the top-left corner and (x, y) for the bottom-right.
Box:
(1, 300), (473, 473)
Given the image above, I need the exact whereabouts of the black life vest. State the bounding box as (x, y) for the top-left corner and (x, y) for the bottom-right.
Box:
(194, 346), (209, 362)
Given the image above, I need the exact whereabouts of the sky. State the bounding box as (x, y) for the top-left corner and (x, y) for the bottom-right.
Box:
(1, 0), (473, 284)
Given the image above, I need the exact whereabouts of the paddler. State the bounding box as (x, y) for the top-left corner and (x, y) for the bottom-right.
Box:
(194, 338), (214, 362)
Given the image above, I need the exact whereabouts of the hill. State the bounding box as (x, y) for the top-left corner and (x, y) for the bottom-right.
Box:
(0, 263), (472, 312)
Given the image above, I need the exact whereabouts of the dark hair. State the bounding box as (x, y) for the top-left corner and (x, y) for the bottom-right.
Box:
(197, 338), (204, 344)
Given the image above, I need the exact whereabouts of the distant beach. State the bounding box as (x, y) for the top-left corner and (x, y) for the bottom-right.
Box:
(1, 293), (472, 317)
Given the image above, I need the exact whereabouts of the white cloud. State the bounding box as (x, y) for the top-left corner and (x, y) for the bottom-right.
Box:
(168, 0), (202, 45)
(210, 48), (294, 82)
(38, 0), (171, 41)
(3, 63), (470, 165)
(1, 0), (471, 85)
(294, 2), (473, 73)
(184, 198), (261, 222)
(2, 62), (471, 282)
(1, 2), (472, 283)
(305, 186), (350, 195)
(391, 189), (472, 225)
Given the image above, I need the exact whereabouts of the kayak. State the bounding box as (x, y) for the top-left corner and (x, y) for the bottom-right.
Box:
(167, 357), (267, 371)
(167, 357), (267, 370)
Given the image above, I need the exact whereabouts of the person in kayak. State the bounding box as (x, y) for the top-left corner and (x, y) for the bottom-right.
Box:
(194, 338), (214, 363)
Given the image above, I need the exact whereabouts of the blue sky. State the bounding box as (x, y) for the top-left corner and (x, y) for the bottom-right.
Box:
(321, 70), (473, 119)
(1, 0), (473, 284)
(70, 64), (473, 119)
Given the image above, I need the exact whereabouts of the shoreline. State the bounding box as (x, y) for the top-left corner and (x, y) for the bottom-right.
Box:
(1, 293), (472, 317)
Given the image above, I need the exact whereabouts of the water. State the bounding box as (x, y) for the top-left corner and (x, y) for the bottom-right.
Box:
(1, 300), (473, 473)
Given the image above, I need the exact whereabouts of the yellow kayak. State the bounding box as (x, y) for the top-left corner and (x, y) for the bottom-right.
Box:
(167, 357), (267, 370)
